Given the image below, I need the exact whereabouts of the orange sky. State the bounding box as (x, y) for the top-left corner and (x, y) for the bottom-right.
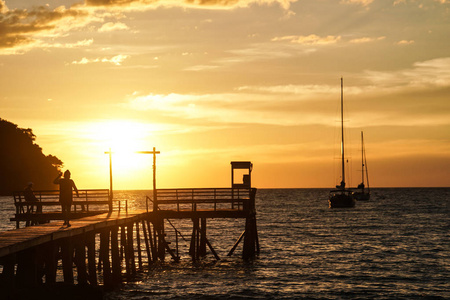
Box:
(1, 0), (449, 189)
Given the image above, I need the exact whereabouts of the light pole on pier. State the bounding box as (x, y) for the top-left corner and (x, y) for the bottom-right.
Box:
(105, 147), (160, 212)
(136, 147), (160, 212)
(104, 148), (113, 211)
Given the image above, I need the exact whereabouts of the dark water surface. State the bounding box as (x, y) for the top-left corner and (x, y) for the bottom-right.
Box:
(1, 188), (449, 299)
(104, 188), (449, 299)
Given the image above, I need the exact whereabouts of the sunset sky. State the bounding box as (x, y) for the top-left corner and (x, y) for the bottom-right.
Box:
(1, 0), (449, 190)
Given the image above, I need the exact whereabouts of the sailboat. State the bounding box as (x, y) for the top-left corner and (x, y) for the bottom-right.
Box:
(329, 78), (355, 208)
(353, 131), (370, 200)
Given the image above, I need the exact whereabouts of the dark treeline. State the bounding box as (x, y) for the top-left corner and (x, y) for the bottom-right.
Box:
(0, 118), (63, 195)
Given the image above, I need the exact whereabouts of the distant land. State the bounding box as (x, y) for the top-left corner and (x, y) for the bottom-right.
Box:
(0, 118), (63, 195)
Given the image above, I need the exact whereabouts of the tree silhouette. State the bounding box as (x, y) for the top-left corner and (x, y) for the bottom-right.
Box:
(0, 118), (63, 195)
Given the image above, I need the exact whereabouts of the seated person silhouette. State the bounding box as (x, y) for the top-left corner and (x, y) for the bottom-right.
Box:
(24, 182), (42, 213)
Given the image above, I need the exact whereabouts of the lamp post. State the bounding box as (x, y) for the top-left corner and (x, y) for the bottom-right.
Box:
(104, 148), (113, 211)
(105, 147), (160, 212)
(136, 147), (160, 212)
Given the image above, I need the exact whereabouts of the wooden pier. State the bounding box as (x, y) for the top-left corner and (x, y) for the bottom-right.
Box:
(0, 162), (259, 297)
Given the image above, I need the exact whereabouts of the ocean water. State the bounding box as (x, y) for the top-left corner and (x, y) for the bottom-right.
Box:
(1, 188), (449, 299)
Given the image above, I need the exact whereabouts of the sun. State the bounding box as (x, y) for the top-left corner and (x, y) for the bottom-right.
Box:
(90, 120), (154, 177)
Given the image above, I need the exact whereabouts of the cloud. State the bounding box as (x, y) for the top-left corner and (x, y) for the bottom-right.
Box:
(240, 57), (450, 96)
(184, 64), (220, 71)
(363, 57), (450, 89)
(1, 0), (296, 55)
(0, 4), (91, 54)
(272, 34), (341, 45)
(273, 35), (387, 46)
(84, 0), (297, 10)
(237, 84), (343, 97)
(0, 1), (7, 13)
(349, 36), (385, 44)
(99, 22), (129, 32)
(0, 38), (94, 55)
(395, 0), (448, 4)
(340, 0), (374, 6)
(397, 39), (414, 45)
(124, 90), (338, 127)
(71, 54), (129, 65)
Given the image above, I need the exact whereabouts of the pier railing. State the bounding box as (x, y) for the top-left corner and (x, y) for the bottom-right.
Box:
(148, 188), (255, 212)
(11, 189), (126, 228)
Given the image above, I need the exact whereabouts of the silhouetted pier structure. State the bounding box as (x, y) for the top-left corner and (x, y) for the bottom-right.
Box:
(0, 161), (259, 295)
(11, 189), (127, 228)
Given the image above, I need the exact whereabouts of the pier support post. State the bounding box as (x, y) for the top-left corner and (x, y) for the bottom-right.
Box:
(43, 241), (58, 284)
(242, 216), (259, 260)
(126, 223), (136, 277)
(142, 220), (152, 264)
(61, 238), (74, 284)
(154, 218), (165, 261)
(189, 218), (199, 261)
(136, 221), (143, 269)
(100, 228), (112, 288)
(1, 254), (15, 298)
(111, 227), (121, 285)
(74, 236), (88, 285)
(121, 225), (131, 277)
(86, 232), (97, 286)
(147, 220), (157, 262)
(199, 218), (207, 257)
(120, 225), (126, 262)
(17, 248), (39, 287)
(243, 188), (259, 260)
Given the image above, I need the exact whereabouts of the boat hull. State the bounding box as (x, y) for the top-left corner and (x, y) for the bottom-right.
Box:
(329, 190), (355, 208)
(354, 191), (370, 201)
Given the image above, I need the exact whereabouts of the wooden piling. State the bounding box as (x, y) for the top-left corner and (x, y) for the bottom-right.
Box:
(1, 254), (15, 297)
(100, 228), (112, 288)
(147, 220), (157, 262)
(74, 237), (88, 285)
(142, 219), (152, 264)
(111, 227), (121, 285)
(16, 248), (38, 287)
(136, 221), (143, 269)
(199, 218), (207, 257)
(86, 232), (97, 286)
(189, 218), (198, 260)
(61, 238), (74, 284)
(243, 216), (258, 260)
(154, 219), (165, 261)
(126, 223), (136, 276)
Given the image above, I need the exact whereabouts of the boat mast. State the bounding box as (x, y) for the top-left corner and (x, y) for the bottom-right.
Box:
(340, 77), (345, 189)
(363, 133), (370, 192)
(361, 131), (364, 186)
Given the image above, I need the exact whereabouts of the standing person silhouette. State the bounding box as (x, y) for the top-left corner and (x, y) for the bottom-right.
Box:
(54, 170), (79, 227)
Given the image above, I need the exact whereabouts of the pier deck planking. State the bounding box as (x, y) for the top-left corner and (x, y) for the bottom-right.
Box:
(0, 210), (147, 258)
(0, 185), (259, 293)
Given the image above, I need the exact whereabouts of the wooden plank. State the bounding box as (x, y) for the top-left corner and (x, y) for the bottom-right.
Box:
(1, 204), (253, 259)
(0, 210), (148, 258)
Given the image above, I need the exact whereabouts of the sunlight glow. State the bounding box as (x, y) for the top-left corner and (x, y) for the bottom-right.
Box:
(89, 120), (154, 176)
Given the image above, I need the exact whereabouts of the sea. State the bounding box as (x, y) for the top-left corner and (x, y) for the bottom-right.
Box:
(0, 188), (449, 299)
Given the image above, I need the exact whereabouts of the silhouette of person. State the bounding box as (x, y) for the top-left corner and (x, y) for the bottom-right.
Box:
(24, 182), (42, 213)
(54, 170), (79, 227)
